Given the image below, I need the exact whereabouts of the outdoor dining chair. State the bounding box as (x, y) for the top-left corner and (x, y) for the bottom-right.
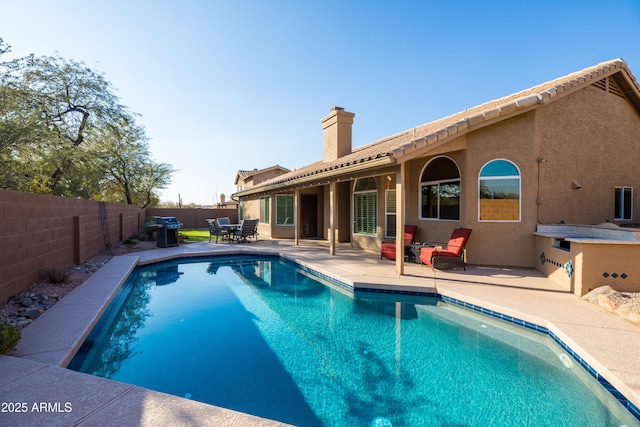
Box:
(233, 219), (258, 243)
(207, 218), (230, 243)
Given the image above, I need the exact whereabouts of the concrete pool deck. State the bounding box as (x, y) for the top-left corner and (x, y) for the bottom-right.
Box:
(1, 239), (639, 426)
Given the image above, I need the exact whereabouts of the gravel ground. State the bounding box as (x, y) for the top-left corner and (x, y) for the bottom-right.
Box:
(0, 241), (156, 330)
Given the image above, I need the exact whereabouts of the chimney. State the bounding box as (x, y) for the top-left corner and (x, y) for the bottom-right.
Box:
(321, 106), (354, 162)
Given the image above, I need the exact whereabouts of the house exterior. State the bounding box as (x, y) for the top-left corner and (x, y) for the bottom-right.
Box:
(234, 165), (291, 237)
(233, 59), (640, 291)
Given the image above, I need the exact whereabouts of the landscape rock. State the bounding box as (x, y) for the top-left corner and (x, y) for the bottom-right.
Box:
(583, 285), (640, 326)
(23, 308), (43, 320)
(0, 240), (156, 332)
(18, 297), (34, 307)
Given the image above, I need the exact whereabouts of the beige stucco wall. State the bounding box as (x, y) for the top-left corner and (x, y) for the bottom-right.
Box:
(535, 85), (640, 225)
(243, 195), (291, 239)
(396, 84), (640, 268)
(239, 198), (268, 237)
(267, 193), (294, 239)
(399, 112), (538, 267)
(244, 188), (325, 240)
(463, 113), (538, 267)
(322, 181), (366, 247)
(236, 168), (291, 238)
(348, 112), (539, 265)
(576, 243), (640, 294)
(535, 235), (640, 295)
(534, 236), (574, 292)
(240, 81), (640, 270)
(239, 168), (289, 190)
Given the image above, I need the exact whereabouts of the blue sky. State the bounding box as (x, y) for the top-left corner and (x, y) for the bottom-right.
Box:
(2, 1), (640, 205)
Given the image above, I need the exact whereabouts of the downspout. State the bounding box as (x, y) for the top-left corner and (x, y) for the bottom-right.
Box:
(536, 156), (546, 223)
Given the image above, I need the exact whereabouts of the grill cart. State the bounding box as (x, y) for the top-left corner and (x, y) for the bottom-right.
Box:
(155, 217), (182, 248)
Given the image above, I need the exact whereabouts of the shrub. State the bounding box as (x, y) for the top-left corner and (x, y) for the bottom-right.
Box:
(128, 231), (142, 240)
(0, 323), (20, 354)
(43, 266), (71, 284)
(123, 237), (139, 245)
(142, 220), (157, 241)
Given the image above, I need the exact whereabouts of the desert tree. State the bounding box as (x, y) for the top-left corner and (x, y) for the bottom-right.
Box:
(96, 117), (175, 207)
(0, 47), (174, 204)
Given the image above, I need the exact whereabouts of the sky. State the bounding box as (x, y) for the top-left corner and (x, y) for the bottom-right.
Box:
(1, 1), (640, 206)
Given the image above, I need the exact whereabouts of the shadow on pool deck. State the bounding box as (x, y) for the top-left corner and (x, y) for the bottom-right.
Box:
(1, 238), (639, 426)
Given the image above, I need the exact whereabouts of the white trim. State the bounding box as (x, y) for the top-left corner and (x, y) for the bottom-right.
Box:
(478, 159), (522, 223)
(353, 191), (377, 236)
(259, 196), (270, 224)
(615, 186), (633, 221)
(353, 178), (378, 236)
(275, 194), (294, 226)
(385, 189), (397, 238)
(418, 156), (461, 221)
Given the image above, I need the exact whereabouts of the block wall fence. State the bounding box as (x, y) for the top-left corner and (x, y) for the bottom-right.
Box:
(0, 190), (238, 304)
(146, 207), (238, 229)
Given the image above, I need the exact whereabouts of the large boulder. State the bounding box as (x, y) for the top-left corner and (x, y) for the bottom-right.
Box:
(583, 286), (640, 325)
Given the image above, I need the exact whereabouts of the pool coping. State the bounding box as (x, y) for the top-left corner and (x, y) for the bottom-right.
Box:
(2, 241), (640, 425)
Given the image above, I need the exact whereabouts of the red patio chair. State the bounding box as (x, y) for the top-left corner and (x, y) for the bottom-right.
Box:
(381, 225), (418, 260)
(419, 228), (472, 270)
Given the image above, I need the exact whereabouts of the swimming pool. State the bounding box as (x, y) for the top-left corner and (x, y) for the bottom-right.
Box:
(68, 255), (639, 426)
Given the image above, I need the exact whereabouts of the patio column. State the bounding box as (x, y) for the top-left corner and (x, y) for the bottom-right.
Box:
(395, 163), (406, 276)
(329, 181), (337, 255)
(294, 188), (300, 246)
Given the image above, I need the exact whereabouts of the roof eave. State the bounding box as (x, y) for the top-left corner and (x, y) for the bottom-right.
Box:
(395, 60), (639, 163)
(233, 155), (396, 198)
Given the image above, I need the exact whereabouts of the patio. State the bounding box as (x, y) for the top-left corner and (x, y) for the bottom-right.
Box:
(1, 238), (639, 426)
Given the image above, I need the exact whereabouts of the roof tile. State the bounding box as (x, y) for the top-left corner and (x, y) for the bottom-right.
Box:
(236, 58), (637, 197)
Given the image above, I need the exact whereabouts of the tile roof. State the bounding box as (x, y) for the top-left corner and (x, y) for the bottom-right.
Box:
(235, 58), (639, 197)
(234, 165), (290, 185)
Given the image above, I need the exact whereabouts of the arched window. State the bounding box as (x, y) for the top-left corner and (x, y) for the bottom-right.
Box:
(479, 159), (520, 221)
(420, 157), (460, 220)
(354, 177), (377, 235)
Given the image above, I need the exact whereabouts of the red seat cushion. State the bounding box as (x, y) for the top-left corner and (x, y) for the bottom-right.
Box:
(419, 228), (472, 266)
(419, 247), (437, 265)
(381, 242), (398, 260)
(444, 228), (471, 256)
(380, 225), (418, 260)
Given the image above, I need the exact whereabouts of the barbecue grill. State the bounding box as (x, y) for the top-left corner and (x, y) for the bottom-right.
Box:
(155, 217), (182, 247)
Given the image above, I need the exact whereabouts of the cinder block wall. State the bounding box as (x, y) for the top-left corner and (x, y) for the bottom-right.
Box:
(0, 190), (144, 303)
(146, 208), (238, 229)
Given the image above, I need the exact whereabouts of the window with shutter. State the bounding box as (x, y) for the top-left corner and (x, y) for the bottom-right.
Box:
(354, 178), (378, 236)
(385, 189), (396, 238)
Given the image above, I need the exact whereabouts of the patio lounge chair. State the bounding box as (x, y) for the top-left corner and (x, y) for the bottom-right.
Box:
(381, 225), (418, 260)
(207, 218), (230, 243)
(419, 228), (472, 270)
(234, 219), (258, 243)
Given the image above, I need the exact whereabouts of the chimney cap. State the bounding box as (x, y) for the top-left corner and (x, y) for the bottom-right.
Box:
(331, 106), (344, 112)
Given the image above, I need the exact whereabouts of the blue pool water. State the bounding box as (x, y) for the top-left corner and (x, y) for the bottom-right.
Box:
(69, 255), (639, 426)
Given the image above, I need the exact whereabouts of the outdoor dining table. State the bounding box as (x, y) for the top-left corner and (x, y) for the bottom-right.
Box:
(220, 223), (241, 241)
